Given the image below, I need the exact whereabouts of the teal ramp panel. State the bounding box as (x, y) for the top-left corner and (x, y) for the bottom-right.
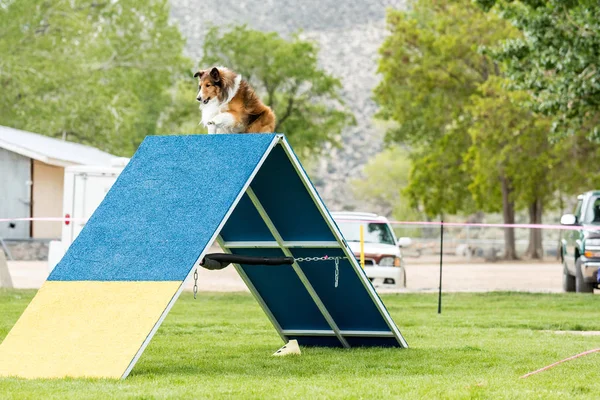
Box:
(218, 135), (408, 348)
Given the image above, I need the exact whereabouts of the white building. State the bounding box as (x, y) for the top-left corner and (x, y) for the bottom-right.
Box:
(0, 125), (117, 239)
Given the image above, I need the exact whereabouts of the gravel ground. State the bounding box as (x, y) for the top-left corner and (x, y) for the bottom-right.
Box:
(3, 258), (577, 294)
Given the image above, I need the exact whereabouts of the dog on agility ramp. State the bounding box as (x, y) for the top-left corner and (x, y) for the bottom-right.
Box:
(195, 66), (276, 134)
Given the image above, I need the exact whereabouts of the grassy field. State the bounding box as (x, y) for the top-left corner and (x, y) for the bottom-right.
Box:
(1, 289), (599, 399)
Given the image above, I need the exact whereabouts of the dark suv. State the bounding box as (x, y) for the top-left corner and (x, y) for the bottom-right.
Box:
(560, 191), (600, 293)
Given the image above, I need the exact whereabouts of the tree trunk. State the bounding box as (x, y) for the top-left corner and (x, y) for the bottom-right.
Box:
(501, 177), (518, 260)
(526, 198), (543, 259)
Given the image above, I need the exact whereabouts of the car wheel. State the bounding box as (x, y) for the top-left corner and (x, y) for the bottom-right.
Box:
(575, 258), (594, 293)
(563, 260), (576, 292)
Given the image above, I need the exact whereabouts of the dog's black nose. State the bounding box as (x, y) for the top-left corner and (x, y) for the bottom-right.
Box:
(196, 97), (202, 102)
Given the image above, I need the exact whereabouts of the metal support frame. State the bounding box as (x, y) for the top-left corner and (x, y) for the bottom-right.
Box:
(281, 330), (395, 337)
(216, 235), (288, 342)
(222, 240), (339, 249)
(277, 138), (408, 348)
(246, 187), (350, 349)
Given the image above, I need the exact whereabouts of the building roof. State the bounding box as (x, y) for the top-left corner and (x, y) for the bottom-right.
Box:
(0, 125), (117, 167)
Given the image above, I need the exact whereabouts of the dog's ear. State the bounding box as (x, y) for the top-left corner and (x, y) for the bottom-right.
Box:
(193, 70), (205, 78)
(209, 67), (221, 82)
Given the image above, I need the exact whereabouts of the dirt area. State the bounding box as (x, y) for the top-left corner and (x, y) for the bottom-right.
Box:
(3, 257), (575, 294)
(392, 254), (565, 293)
(396, 261), (563, 293)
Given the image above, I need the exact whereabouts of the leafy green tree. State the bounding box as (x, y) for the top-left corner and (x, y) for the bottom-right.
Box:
(464, 78), (554, 259)
(372, 0), (600, 259)
(404, 131), (476, 218)
(374, 0), (517, 215)
(199, 25), (355, 156)
(554, 134), (600, 196)
(375, 0), (517, 147)
(374, 0), (524, 258)
(351, 145), (423, 222)
(0, 0), (189, 156)
(477, 0), (600, 139)
(157, 80), (207, 135)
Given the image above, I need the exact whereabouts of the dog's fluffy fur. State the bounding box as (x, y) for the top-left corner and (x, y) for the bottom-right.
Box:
(195, 67), (276, 134)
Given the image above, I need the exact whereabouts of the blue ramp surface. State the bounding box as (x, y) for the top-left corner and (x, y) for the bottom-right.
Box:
(50, 134), (278, 282)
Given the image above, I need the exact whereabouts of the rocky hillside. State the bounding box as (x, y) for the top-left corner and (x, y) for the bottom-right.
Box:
(169, 0), (407, 210)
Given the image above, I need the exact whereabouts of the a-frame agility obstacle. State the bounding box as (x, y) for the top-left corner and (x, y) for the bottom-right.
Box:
(0, 134), (407, 379)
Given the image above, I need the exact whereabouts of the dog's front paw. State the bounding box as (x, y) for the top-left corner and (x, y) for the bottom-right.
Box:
(209, 114), (226, 126)
(206, 123), (217, 134)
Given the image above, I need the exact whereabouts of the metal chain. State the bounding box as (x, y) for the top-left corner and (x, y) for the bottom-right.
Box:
(193, 268), (198, 299)
(334, 257), (339, 288)
(295, 255), (347, 262)
(294, 255), (346, 288)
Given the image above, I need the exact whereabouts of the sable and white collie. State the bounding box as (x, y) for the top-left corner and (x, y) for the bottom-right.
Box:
(194, 67), (276, 134)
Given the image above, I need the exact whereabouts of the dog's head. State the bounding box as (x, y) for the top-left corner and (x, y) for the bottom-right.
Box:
(194, 67), (225, 105)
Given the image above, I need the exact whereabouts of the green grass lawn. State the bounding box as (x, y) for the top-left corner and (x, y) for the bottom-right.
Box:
(1, 289), (599, 399)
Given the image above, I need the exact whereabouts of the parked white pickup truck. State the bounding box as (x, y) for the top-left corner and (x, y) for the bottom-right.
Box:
(331, 212), (411, 288)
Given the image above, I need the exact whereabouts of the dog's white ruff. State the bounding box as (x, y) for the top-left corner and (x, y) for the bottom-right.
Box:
(199, 74), (243, 134)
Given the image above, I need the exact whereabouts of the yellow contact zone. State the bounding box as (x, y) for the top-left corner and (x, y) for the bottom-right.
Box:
(0, 280), (181, 379)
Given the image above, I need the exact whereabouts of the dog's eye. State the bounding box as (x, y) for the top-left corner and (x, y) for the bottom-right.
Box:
(205, 83), (211, 87)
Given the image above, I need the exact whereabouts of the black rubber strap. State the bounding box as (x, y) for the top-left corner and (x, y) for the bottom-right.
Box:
(200, 253), (295, 270)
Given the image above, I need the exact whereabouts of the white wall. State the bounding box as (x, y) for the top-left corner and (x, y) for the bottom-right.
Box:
(31, 160), (64, 239)
(0, 148), (31, 238)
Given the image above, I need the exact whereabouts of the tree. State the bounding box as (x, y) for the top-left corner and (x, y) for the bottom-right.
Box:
(374, 0), (517, 214)
(404, 131), (476, 218)
(351, 146), (421, 216)
(375, 0), (517, 147)
(199, 25), (355, 157)
(474, 0), (600, 256)
(374, 0), (600, 259)
(351, 146), (424, 237)
(477, 0), (600, 139)
(374, 0), (523, 258)
(0, 0), (189, 156)
(464, 78), (554, 259)
(157, 80), (207, 135)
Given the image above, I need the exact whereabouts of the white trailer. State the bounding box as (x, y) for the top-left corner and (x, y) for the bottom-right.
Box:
(47, 158), (129, 271)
